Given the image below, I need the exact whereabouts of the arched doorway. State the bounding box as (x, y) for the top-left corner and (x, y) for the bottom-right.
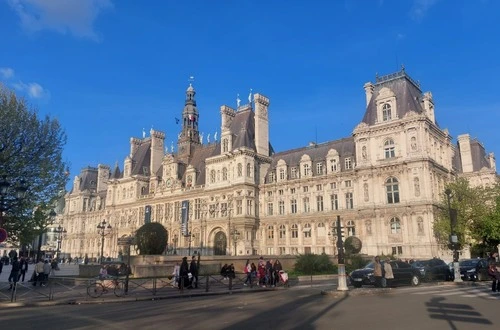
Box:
(214, 231), (227, 255)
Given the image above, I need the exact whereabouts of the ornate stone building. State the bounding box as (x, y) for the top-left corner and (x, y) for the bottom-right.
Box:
(62, 68), (497, 260)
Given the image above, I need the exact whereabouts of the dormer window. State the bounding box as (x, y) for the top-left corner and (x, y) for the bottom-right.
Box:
(384, 139), (396, 159)
(303, 164), (310, 176)
(382, 103), (392, 121)
(345, 157), (352, 170)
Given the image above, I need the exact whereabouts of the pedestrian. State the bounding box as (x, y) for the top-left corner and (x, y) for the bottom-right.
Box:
(243, 259), (252, 286)
(273, 259), (283, 286)
(34, 259), (44, 286)
(42, 259), (51, 286)
(18, 257), (28, 282)
(179, 257), (189, 289)
(384, 258), (394, 288)
(189, 256), (198, 289)
(220, 264), (229, 280)
(487, 262), (500, 292)
(8, 256), (20, 290)
(373, 256), (383, 287)
(172, 262), (180, 287)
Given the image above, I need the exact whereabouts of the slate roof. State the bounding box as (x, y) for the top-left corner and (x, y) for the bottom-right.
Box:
(131, 139), (151, 176)
(267, 137), (355, 179)
(78, 167), (98, 192)
(470, 139), (491, 171)
(362, 69), (426, 126)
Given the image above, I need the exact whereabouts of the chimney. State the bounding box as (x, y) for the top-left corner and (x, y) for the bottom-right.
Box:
(363, 82), (374, 106)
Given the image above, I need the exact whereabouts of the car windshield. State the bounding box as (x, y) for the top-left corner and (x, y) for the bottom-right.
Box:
(364, 262), (374, 269)
(459, 259), (479, 267)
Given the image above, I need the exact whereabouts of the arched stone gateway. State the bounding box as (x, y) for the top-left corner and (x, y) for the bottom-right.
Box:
(214, 231), (227, 255)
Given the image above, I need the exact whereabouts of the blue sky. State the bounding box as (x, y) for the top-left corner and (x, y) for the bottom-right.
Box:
(1, 0), (499, 189)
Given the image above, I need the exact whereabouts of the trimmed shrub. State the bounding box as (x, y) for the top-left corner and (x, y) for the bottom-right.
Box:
(294, 253), (336, 275)
(135, 222), (168, 255)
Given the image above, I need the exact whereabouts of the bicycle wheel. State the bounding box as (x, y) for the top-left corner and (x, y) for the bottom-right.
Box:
(87, 283), (104, 298)
(114, 281), (125, 297)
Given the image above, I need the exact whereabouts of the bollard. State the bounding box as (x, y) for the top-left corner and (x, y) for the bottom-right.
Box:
(229, 277), (233, 291)
(205, 276), (209, 292)
(180, 277), (184, 293)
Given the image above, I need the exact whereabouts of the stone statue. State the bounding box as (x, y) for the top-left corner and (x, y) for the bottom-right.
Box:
(200, 132), (204, 144)
(248, 88), (252, 104)
(171, 141), (174, 153)
(207, 133), (210, 143)
(142, 128), (146, 138)
(237, 94), (241, 107)
(214, 131), (218, 141)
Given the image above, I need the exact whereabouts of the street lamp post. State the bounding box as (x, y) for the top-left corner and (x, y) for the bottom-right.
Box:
(231, 227), (240, 256)
(445, 189), (462, 283)
(186, 232), (194, 256)
(36, 210), (56, 261)
(55, 224), (67, 260)
(97, 219), (112, 264)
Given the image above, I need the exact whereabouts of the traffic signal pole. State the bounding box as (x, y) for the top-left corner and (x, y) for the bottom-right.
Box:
(336, 216), (349, 291)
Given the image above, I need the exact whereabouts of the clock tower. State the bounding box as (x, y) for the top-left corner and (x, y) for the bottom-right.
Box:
(177, 82), (201, 162)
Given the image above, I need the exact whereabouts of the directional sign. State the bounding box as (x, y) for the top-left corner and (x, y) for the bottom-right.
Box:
(117, 236), (133, 246)
(0, 228), (7, 243)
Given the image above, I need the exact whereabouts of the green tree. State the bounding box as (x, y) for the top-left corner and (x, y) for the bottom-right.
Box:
(433, 178), (496, 251)
(135, 222), (168, 255)
(0, 84), (68, 243)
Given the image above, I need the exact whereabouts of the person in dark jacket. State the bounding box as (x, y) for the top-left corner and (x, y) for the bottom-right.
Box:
(273, 259), (283, 286)
(189, 256), (198, 288)
(8, 257), (21, 290)
(178, 257), (189, 289)
(18, 257), (28, 282)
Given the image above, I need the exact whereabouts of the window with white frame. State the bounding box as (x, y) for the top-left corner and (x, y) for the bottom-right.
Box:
(386, 177), (400, 204)
(290, 199), (297, 214)
(269, 172), (275, 183)
(330, 159), (338, 172)
(222, 167), (228, 181)
(303, 186), (309, 193)
(246, 200), (253, 215)
(290, 188), (296, 194)
(279, 225), (286, 239)
(303, 164), (310, 176)
(390, 217), (401, 234)
(303, 197), (310, 213)
(267, 202), (274, 216)
(382, 103), (392, 121)
(345, 192), (353, 209)
(316, 195), (324, 212)
(345, 180), (352, 188)
(304, 223), (311, 238)
(291, 167), (297, 179)
(346, 220), (356, 236)
(291, 224), (298, 238)
(316, 162), (323, 175)
(278, 200), (285, 215)
(279, 168), (285, 180)
(384, 139), (396, 159)
(330, 182), (337, 189)
(267, 225), (274, 239)
(210, 170), (216, 183)
(331, 194), (338, 210)
(236, 200), (242, 215)
(316, 184), (322, 191)
(278, 189), (284, 195)
(345, 157), (352, 170)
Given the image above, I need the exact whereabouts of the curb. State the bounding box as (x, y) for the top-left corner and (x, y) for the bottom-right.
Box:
(0, 287), (276, 308)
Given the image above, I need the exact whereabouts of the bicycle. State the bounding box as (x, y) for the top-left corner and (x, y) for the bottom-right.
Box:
(87, 277), (125, 298)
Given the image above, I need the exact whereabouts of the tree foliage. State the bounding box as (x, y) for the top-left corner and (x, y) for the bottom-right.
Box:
(433, 178), (500, 252)
(0, 85), (68, 243)
(135, 222), (168, 255)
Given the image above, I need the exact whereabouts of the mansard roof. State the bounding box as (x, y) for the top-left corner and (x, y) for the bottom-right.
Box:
(269, 137), (355, 170)
(470, 139), (491, 171)
(231, 106), (256, 151)
(78, 166), (98, 192)
(111, 163), (122, 179)
(131, 139), (151, 176)
(362, 68), (425, 126)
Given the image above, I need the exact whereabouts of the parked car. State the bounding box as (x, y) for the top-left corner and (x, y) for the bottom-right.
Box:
(411, 258), (452, 281)
(349, 260), (421, 288)
(459, 258), (490, 281)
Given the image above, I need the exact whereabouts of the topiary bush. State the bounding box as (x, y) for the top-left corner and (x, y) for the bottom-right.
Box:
(135, 222), (168, 255)
(294, 253), (336, 275)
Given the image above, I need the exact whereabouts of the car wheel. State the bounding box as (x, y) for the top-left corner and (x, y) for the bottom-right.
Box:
(352, 282), (362, 288)
(411, 275), (420, 286)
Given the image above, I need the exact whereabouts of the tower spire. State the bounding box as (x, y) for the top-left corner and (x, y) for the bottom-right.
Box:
(177, 76), (201, 161)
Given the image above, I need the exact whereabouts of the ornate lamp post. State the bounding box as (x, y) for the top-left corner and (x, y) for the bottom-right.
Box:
(97, 219), (112, 264)
(186, 232), (194, 256)
(231, 227), (240, 256)
(445, 189), (462, 283)
(55, 224), (67, 260)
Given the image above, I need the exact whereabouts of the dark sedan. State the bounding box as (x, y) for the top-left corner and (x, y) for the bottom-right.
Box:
(349, 260), (421, 288)
(459, 258), (490, 281)
(411, 258), (452, 281)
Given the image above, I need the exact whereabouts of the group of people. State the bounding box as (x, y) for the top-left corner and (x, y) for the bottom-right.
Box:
(372, 256), (394, 288)
(172, 256), (199, 289)
(242, 257), (283, 287)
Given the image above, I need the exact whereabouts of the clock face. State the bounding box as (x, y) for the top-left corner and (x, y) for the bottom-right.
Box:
(166, 177), (172, 187)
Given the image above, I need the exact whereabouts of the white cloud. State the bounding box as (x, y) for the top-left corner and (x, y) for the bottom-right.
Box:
(0, 67), (15, 79)
(411, 0), (439, 21)
(13, 81), (49, 99)
(8, 0), (113, 41)
(397, 33), (406, 40)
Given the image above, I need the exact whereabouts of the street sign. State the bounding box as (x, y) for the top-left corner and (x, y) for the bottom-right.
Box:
(117, 237), (133, 246)
(0, 228), (7, 243)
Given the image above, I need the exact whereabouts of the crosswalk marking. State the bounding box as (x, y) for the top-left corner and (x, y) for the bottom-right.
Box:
(406, 285), (500, 300)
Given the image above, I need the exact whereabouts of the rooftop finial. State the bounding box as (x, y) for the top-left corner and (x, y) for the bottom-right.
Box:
(401, 64), (405, 72)
(142, 128), (146, 138)
(236, 93), (241, 107)
(188, 75), (195, 87)
(248, 88), (253, 104)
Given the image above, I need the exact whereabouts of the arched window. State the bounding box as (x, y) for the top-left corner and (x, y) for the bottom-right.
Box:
(304, 223), (311, 238)
(246, 163), (251, 177)
(267, 225), (274, 239)
(347, 220), (356, 237)
(222, 167), (228, 181)
(390, 217), (401, 234)
(291, 224), (298, 238)
(279, 225), (286, 239)
(141, 186), (146, 195)
(382, 103), (392, 121)
(210, 170), (216, 183)
(384, 139), (395, 159)
(386, 177), (400, 204)
(237, 163), (242, 177)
